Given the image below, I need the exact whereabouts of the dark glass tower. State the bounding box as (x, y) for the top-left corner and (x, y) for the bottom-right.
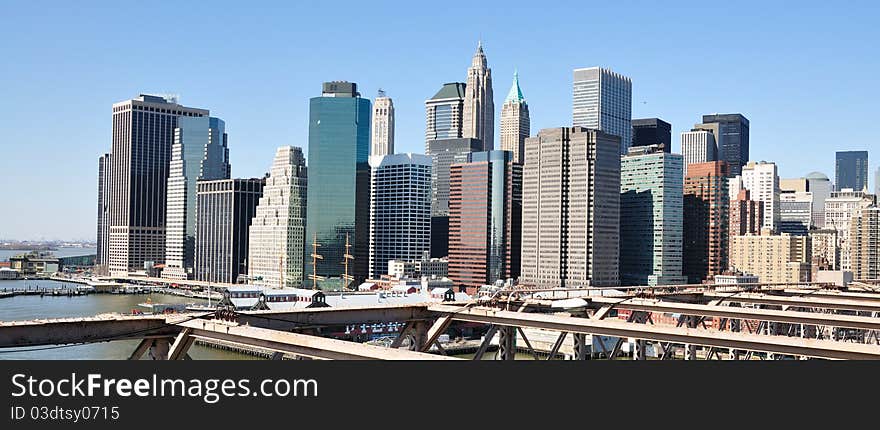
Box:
(699, 114), (749, 177)
(631, 118), (672, 152)
(835, 151), (868, 191)
(305, 82), (371, 288)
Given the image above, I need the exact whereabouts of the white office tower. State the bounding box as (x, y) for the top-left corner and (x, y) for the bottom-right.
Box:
(741, 161), (780, 232)
(462, 41), (494, 151)
(247, 146), (307, 288)
(163, 116), (230, 280)
(368, 153), (432, 279)
(681, 129), (718, 175)
(370, 90), (394, 157)
(573, 67), (632, 154)
(825, 188), (875, 271)
(521, 127), (621, 288)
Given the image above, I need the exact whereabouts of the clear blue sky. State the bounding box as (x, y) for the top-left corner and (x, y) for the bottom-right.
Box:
(1, 1), (878, 241)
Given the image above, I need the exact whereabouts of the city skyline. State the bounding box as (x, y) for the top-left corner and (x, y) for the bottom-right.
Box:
(2, 1), (880, 240)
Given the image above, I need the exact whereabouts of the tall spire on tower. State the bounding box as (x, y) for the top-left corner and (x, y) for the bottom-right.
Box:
(463, 40), (493, 151)
(505, 69), (525, 103)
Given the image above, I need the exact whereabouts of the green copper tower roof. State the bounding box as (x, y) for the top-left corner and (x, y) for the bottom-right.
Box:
(431, 82), (466, 100)
(505, 70), (525, 103)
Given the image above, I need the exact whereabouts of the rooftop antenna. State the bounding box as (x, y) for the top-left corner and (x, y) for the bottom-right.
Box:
(309, 233), (325, 290)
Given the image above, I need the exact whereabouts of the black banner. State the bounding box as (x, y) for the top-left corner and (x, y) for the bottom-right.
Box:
(0, 360), (873, 428)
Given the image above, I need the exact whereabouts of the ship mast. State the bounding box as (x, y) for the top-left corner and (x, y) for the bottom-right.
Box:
(308, 233), (325, 290)
(341, 233), (354, 291)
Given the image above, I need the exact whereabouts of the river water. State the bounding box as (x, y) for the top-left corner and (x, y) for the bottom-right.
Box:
(0, 246), (98, 262)
(0, 279), (255, 360)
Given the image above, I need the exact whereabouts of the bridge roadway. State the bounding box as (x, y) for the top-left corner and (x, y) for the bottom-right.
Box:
(2, 297), (880, 359)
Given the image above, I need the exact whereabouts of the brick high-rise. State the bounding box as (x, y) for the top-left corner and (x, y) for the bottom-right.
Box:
(448, 151), (521, 293)
(683, 161), (729, 283)
(729, 189), (763, 237)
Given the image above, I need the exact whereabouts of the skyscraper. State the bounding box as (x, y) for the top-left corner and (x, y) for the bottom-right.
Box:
(107, 94), (208, 275)
(572, 67), (632, 154)
(683, 161), (729, 284)
(631, 118), (672, 152)
(849, 206), (880, 280)
(462, 42), (494, 151)
(520, 127), (621, 288)
(835, 151), (869, 191)
(163, 116), (230, 280)
(425, 83), (466, 152)
(740, 161), (780, 232)
(368, 153), (432, 279)
(698, 114), (749, 177)
(370, 90), (394, 157)
(500, 71), (529, 163)
(195, 178), (264, 284)
(248, 146), (307, 288)
(95, 153), (111, 273)
(680, 129), (717, 175)
(305, 81), (371, 288)
(426, 137), (483, 258)
(619, 145), (687, 286)
(448, 151), (522, 293)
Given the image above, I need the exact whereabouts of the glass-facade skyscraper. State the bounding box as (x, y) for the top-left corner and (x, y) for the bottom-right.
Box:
(835, 150), (868, 191)
(305, 82), (371, 289)
(619, 145), (687, 286)
(163, 116), (230, 280)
